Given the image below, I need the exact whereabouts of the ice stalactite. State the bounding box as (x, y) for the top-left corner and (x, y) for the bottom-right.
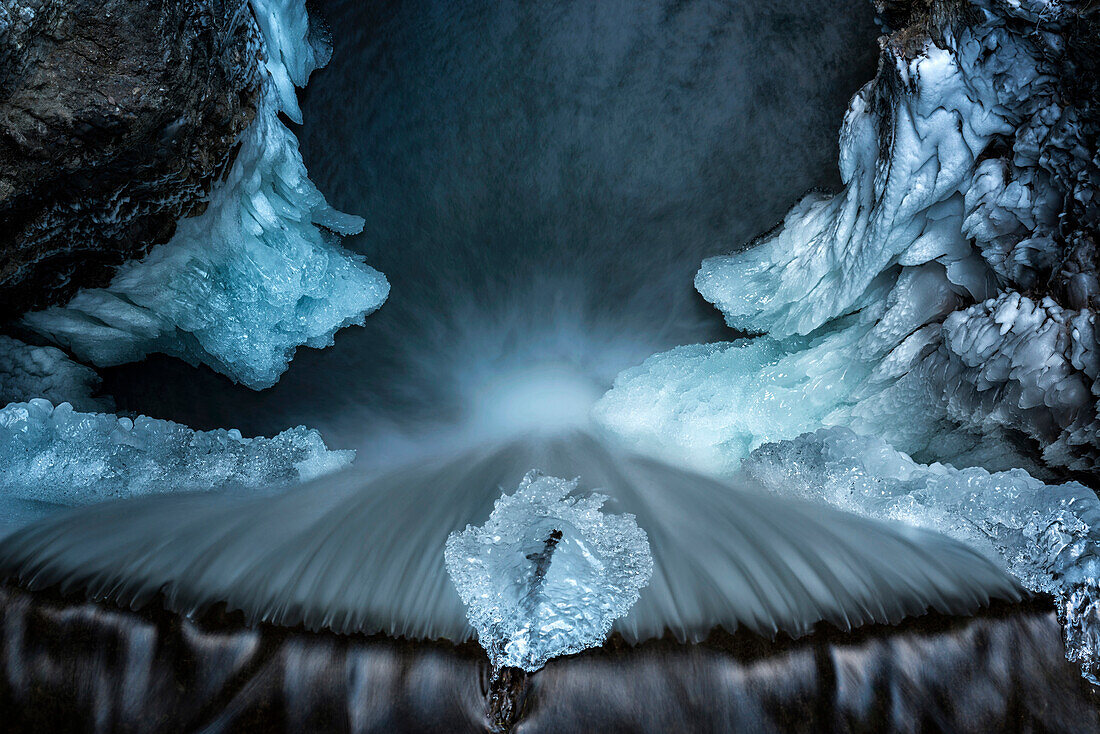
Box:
(20, 0), (389, 389)
(445, 472), (653, 672)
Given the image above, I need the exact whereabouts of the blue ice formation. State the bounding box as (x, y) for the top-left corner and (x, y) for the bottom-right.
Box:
(0, 399), (352, 508)
(21, 0), (388, 389)
(599, 0), (1099, 475)
(0, 336), (111, 412)
(593, 321), (871, 475)
(742, 427), (1100, 684)
(446, 471), (653, 671)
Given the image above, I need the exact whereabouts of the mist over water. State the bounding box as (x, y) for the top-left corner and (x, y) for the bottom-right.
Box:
(100, 0), (879, 461)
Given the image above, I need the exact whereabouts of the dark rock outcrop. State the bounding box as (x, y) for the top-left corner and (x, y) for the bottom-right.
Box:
(0, 0), (260, 318)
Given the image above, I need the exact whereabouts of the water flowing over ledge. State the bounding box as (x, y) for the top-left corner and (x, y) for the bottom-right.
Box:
(0, 432), (1018, 647)
(0, 586), (1092, 733)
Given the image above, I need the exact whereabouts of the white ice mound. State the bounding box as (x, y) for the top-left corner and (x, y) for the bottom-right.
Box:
(0, 398), (352, 506)
(20, 0), (388, 389)
(742, 427), (1100, 684)
(0, 336), (110, 412)
(445, 471), (653, 671)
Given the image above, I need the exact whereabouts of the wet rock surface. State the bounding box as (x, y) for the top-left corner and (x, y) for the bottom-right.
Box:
(0, 585), (1095, 733)
(0, 0), (260, 318)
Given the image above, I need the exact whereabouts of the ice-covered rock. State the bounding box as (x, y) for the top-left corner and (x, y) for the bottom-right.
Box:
(0, 336), (110, 412)
(445, 471), (653, 671)
(0, 0), (260, 317)
(0, 399), (352, 507)
(602, 0), (1100, 475)
(741, 427), (1100, 683)
(20, 0), (388, 389)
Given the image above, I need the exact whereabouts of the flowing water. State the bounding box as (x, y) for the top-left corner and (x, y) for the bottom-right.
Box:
(1, 585), (1094, 733)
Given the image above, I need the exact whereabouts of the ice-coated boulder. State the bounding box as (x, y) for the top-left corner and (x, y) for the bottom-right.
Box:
(0, 0), (260, 317)
(21, 0), (388, 389)
(446, 471), (653, 671)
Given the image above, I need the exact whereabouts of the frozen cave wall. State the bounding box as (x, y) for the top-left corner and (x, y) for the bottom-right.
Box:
(9, 0), (389, 390)
(599, 0), (1100, 478)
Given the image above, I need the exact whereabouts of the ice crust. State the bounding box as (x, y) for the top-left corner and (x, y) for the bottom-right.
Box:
(446, 472), (652, 671)
(20, 0), (388, 389)
(742, 427), (1100, 684)
(0, 398), (352, 506)
(0, 336), (110, 412)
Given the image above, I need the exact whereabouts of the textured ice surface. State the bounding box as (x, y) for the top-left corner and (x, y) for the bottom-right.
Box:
(742, 427), (1100, 683)
(643, 0), (1100, 473)
(0, 399), (352, 506)
(445, 471), (653, 671)
(0, 336), (110, 411)
(594, 318), (873, 475)
(21, 0), (388, 389)
(846, 293), (1100, 472)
